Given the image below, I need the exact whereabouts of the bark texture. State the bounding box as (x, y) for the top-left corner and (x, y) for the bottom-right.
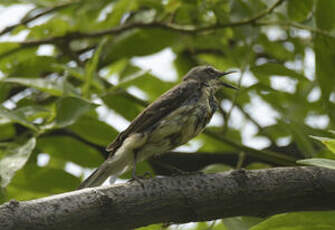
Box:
(1, 166), (335, 230)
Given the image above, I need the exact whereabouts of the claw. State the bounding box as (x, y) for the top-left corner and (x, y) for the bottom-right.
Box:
(129, 175), (145, 188)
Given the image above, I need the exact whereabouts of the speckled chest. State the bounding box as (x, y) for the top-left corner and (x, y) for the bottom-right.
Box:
(193, 85), (217, 129)
(136, 84), (218, 160)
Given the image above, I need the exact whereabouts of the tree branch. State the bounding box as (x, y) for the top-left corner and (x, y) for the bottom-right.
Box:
(1, 166), (334, 230)
(246, 0), (285, 22)
(0, 2), (79, 36)
(152, 142), (308, 173)
(0, 0), (285, 51)
(257, 21), (335, 39)
(203, 130), (298, 165)
(149, 151), (278, 175)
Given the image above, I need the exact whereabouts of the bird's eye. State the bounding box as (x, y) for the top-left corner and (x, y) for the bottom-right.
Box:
(207, 68), (216, 75)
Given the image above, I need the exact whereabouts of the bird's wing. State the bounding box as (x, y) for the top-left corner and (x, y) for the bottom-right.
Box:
(106, 80), (200, 154)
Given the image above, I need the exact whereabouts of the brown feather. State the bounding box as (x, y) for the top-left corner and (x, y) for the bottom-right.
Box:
(105, 79), (200, 155)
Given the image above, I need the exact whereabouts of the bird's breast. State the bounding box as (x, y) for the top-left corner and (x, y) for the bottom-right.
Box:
(193, 86), (217, 131)
(135, 87), (217, 161)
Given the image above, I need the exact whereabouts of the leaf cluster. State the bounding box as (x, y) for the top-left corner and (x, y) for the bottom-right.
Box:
(0, 0), (335, 229)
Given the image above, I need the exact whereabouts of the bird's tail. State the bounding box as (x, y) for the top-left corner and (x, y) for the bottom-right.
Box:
(77, 152), (131, 189)
(77, 161), (111, 189)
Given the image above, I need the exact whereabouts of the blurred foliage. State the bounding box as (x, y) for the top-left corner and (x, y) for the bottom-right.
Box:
(250, 211), (335, 230)
(0, 0), (335, 229)
(297, 134), (335, 169)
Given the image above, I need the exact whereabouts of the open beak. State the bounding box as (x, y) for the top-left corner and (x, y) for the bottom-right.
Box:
(218, 70), (238, 90)
(221, 81), (238, 90)
(218, 70), (237, 77)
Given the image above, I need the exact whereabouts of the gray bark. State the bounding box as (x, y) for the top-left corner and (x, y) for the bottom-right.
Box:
(1, 166), (335, 230)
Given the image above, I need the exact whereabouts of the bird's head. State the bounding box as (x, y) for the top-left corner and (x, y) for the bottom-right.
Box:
(183, 65), (237, 92)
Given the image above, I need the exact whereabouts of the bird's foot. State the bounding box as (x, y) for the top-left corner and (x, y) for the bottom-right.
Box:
(128, 175), (144, 188)
(128, 172), (152, 188)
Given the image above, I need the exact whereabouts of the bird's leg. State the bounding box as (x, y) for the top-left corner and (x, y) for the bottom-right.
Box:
(131, 150), (139, 180)
(130, 150), (146, 188)
(130, 151), (152, 187)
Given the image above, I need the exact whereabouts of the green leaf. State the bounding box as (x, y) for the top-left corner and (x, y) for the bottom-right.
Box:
(289, 122), (316, 157)
(310, 136), (335, 153)
(199, 128), (241, 153)
(83, 38), (107, 98)
(53, 64), (105, 92)
(104, 0), (136, 26)
(102, 91), (144, 121)
(224, 217), (262, 230)
(69, 115), (118, 147)
(136, 224), (164, 230)
(0, 105), (38, 131)
(316, 0), (335, 30)
(174, 52), (196, 79)
(0, 187), (6, 204)
(230, 0), (267, 20)
(113, 68), (174, 100)
(297, 158), (335, 170)
(193, 221), (227, 230)
(315, 1), (335, 120)
(7, 166), (80, 201)
(287, 0), (313, 22)
(211, 1), (230, 24)
(52, 96), (98, 128)
(202, 164), (232, 173)
(126, 74), (174, 100)
(0, 137), (36, 188)
(260, 122), (291, 140)
(102, 29), (178, 65)
(112, 69), (151, 90)
(37, 136), (104, 168)
(250, 211), (335, 230)
(28, 17), (75, 39)
(13, 105), (51, 122)
(251, 63), (305, 79)
(0, 123), (15, 141)
(246, 162), (272, 169)
(53, 64), (85, 79)
(314, 37), (335, 119)
(258, 34), (295, 61)
(0, 53), (57, 78)
(0, 83), (11, 103)
(0, 42), (20, 55)
(174, 2), (199, 24)
(3, 78), (64, 96)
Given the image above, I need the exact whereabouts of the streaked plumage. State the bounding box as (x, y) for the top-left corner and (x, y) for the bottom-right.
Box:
(78, 66), (236, 189)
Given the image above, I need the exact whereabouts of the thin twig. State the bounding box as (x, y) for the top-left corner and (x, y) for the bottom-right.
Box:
(245, 0), (285, 22)
(0, 1), (79, 36)
(257, 21), (335, 39)
(236, 151), (246, 169)
(1, 0), (286, 47)
(222, 69), (244, 134)
(222, 34), (254, 135)
(0, 0), (286, 61)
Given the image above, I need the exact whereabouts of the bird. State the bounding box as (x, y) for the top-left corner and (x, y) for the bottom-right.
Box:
(78, 65), (237, 189)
